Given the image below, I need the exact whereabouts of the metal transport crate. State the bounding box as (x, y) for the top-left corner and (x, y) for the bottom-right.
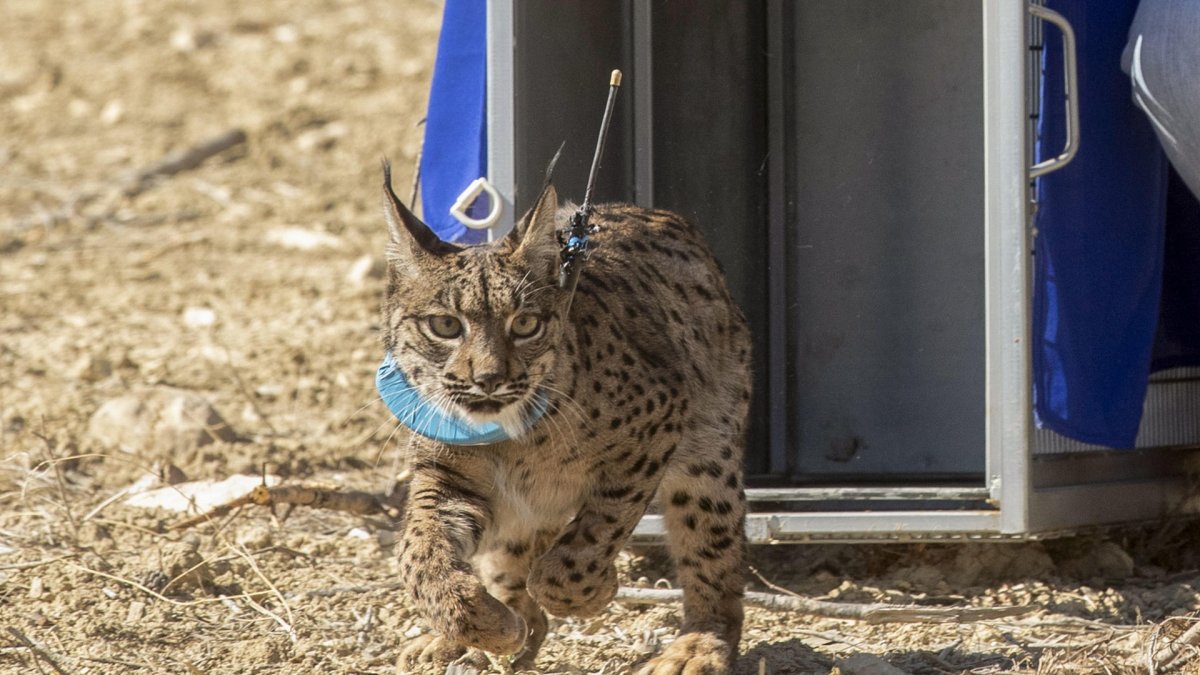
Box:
(482, 0), (1200, 542)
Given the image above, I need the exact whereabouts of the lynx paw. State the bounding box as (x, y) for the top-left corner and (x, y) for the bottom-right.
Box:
(395, 633), (482, 674)
(527, 548), (618, 617)
(451, 585), (528, 655)
(633, 632), (733, 675)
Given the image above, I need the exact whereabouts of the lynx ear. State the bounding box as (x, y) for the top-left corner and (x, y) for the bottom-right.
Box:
(512, 181), (560, 251)
(381, 160), (461, 267)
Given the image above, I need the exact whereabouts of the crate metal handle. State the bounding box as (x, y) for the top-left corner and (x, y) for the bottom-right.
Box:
(1029, 4), (1080, 179)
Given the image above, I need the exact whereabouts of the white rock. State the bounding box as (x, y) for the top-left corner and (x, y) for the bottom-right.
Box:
(124, 474), (281, 513)
(100, 100), (124, 125)
(182, 306), (216, 328)
(170, 27), (198, 52)
(272, 24), (299, 44)
(295, 122), (348, 152)
(265, 226), (343, 251)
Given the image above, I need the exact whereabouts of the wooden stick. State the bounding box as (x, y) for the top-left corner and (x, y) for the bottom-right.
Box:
(121, 129), (247, 196)
(171, 482), (399, 531)
(5, 627), (69, 675)
(614, 587), (1034, 624)
(1151, 617), (1200, 672)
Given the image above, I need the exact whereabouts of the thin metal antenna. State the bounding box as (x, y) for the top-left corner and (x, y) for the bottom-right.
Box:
(559, 69), (623, 306)
(582, 69), (623, 211)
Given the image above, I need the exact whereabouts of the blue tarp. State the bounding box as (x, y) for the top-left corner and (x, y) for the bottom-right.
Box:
(1034, 0), (1200, 447)
(419, 0), (488, 245)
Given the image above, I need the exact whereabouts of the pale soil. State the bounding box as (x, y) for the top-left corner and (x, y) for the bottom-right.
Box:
(3, 2), (1200, 674)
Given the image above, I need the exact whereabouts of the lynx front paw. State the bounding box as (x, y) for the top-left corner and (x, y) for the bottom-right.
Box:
(633, 632), (733, 675)
(396, 633), (476, 674)
(527, 548), (618, 618)
(452, 584), (528, 655)
(417, 574), (528, 656)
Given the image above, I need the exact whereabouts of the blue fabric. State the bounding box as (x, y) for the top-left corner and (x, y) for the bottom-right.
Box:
(376, 353), (547, 446)
(420, 0), (488, 245)
(1033, 0), (1169, 447)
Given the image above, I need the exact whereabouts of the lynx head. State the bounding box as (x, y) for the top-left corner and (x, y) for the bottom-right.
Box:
(379, 162), (567, 437)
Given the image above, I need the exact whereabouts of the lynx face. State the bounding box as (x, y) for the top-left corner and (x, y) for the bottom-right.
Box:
(378, 163), (566, 437)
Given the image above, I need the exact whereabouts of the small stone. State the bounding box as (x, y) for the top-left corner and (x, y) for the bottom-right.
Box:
(161, 537), (219, 592)
(834, 654), (911, 675)
(272, 24), (299, 43)
(891, 564), (944, 590)
(182, 306), (216, 328)
(170, 27), (198, 52)
(1055, 540), (1135, 580)
(265, 226), (343, 251)
(237, 524), (274, 551)
(346, 254), (386, 285)
(294, 122), (348, 152)
(947, 543), (1054, 586)
(88, 387), (238, 457)
(127, 600), (146, 623)
(100, 100), (124, 125)
(69, 354), (113, 382)
(241, 402), (262, 424)
(28, 577), (44, 600)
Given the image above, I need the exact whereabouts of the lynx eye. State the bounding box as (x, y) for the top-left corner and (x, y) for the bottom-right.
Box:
(510, 313), (543, 339)
(427, 315), (464, 339)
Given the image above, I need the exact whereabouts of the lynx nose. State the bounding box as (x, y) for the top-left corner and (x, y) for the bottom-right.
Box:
(473, 372), (505, 395)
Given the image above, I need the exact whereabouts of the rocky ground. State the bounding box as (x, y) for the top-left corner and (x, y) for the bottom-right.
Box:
(5, 1), (1200, 673)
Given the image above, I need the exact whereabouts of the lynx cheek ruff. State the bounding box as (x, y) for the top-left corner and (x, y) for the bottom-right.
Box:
(376, 352), (547, 446)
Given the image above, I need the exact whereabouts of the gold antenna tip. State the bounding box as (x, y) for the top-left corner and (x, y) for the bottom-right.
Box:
(610, 69), (623, 87)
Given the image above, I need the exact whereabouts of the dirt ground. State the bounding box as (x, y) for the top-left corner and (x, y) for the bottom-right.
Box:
(5, 1), (1200, 673)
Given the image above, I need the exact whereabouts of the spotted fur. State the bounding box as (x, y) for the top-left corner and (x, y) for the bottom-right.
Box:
(380, 164), (751, 674)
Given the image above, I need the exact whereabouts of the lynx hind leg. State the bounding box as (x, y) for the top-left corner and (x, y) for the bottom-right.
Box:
(637, 435), (747, 674)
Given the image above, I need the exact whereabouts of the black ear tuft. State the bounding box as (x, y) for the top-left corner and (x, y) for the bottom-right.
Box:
(542, 141), (565, 190)
(381, 159), (462, 257)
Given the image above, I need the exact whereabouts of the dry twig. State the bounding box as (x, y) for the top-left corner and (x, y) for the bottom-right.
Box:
(1150, 615), (1200, 673)
(171, 481), (402, 531)
(615, 587), (1034, 624)
(228, 543), (297, 643)
(3, 128), (247, 233)
(5, 627), (68, 675)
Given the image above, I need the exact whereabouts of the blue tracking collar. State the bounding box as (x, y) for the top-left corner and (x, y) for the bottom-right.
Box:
(376, 353), (548, 446)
